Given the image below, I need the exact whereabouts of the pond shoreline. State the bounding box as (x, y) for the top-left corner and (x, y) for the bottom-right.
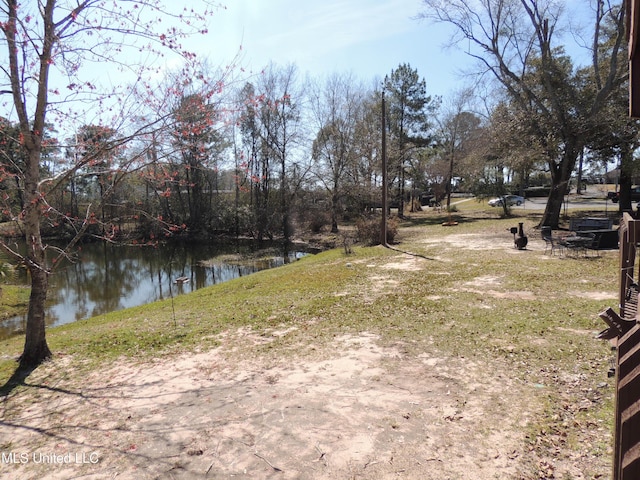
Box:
(0, 234), (331, 341)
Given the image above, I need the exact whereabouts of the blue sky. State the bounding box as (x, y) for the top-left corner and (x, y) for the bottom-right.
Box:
(0, 0), (595, 126)
(205, 0), (472, 98)
(197, 0), (596, 100)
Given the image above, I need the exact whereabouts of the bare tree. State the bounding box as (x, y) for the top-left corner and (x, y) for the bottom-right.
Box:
(237, 82), (272, 240)
(351, 90), (384, 213)
(0, 0), (219, 367)
(255, 63), (304, 241)
(309, 73), (364, 232)
(420, 0), (626, 228)
(435, 88), (481, 210)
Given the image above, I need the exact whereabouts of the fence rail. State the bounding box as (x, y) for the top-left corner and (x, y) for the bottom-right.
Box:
(609, 213), (640, 479)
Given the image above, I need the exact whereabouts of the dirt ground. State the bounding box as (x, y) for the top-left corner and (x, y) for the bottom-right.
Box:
(0, 231), (613, 479)
(1, 332), (533, 480)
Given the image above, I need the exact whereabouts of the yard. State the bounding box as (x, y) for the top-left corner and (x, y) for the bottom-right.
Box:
(0, 208), (618, 479)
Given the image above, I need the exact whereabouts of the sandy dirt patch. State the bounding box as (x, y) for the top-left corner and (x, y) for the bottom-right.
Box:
(419, 232), (526, 252)
(1, 331), (533, 480)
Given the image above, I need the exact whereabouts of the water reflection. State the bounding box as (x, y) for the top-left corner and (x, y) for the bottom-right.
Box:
(1, 240), (308, 340)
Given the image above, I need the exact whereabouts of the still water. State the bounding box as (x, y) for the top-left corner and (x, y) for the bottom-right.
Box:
(1, 240), (309, 340)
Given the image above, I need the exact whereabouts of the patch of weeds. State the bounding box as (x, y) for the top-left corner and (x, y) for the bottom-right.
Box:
(0, 284), (30, 321)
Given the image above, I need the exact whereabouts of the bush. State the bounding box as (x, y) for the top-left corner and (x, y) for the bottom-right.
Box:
(356, 214), (398, 246)
(308, 210), (331, 233)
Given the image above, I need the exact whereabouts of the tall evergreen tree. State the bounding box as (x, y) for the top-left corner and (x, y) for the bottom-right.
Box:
(383, 64), (436, 216)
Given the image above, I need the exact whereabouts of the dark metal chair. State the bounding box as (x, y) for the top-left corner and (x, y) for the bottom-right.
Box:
(542, 233), (563, 255)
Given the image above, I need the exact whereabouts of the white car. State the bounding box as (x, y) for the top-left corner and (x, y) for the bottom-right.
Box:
(488, 195), (525, 207)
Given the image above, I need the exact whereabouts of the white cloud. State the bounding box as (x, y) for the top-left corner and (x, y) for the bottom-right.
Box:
(270, 0), (417, 53)
(210, 0), (422, 68)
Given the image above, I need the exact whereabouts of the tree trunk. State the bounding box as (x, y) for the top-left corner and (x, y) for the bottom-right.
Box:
(20, 267), (51, 367)
(540, 186), (566, 229)
(540, 168), (572, 229)
(331, 190), (339, 233)
(618, 172), (633, 213)
(281, 147), (289, 241)
(398, 163), (405, 218)
(540, 146), (579, 228)
(20, 148), (52, 367)
(446, 144), (456, 211)
(576, 149), (584, 195)
(618, 144), (635, 213)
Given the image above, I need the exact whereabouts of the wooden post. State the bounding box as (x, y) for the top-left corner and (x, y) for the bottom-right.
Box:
(381, 90), (388, 247)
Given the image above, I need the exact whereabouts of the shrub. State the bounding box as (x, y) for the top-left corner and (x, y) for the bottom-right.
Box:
(356, 214), (398, 246)
(308, 210), (331, 234)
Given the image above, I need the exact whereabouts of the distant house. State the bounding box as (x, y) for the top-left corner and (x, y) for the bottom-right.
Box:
(602, 168), (640, 186)
(604, 168), (620, 184)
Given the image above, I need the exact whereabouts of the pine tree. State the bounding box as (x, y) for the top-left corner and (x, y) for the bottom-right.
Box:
(384, 64), (436, 217)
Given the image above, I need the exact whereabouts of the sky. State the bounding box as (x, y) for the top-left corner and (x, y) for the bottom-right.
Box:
(0, 0), (594, 127)
(196, 0), (596, 101)
(202, 0), (473, 98)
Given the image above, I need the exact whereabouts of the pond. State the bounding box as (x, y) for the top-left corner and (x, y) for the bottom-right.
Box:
(0, 240), (311, 341)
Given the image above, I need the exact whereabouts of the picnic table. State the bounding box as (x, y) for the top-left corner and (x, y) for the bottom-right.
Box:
(560, 233), (596, 257)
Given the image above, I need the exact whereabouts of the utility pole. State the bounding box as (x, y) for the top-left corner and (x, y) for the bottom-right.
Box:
(381, 90), (388, 247)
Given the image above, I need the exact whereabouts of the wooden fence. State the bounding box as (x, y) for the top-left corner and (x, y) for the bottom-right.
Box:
(605, 213), (640, 479)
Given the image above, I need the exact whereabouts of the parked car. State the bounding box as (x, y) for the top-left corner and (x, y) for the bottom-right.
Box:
(608, 186), (640, 203)
(488, 195), (525, 207)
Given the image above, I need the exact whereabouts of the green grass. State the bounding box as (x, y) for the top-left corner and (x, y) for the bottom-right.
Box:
(0, 212), (617, 369)
(0, 248), (360, 371)
(0, 284), (30, 321)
